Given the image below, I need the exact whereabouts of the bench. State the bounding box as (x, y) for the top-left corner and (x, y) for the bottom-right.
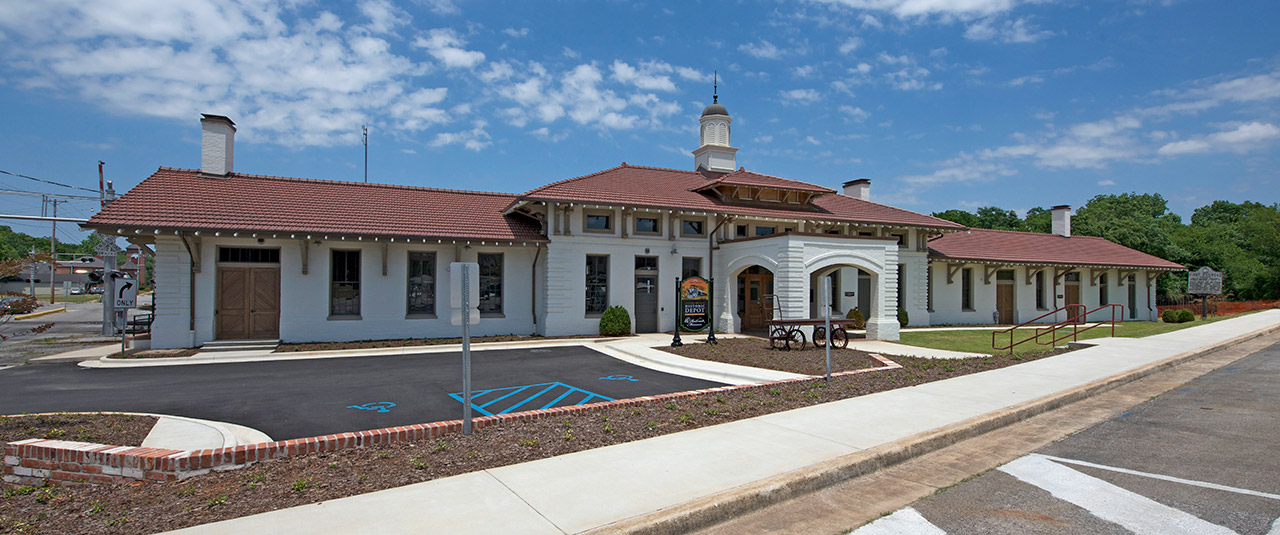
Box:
(125, 313), (154, 334)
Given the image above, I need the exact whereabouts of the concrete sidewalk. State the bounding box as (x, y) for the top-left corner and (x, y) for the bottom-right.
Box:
(165, 310), (1280, 535)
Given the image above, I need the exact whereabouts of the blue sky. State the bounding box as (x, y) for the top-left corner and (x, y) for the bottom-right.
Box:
(1, 0), (1277, 244)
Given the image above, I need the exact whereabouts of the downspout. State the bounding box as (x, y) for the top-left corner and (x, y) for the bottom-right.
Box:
(531, 243), (542, 326)
(179, 234), (197, 332)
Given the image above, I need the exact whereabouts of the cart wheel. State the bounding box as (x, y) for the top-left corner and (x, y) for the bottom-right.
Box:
(812, 327), (827, 348)
(831, 327), (849, 349)
(786, 328), (807, 351)
(769, 327), (788, 350)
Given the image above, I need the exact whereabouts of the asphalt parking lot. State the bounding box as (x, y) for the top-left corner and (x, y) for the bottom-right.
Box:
(0, 346), (724, 440)
(853, 341), (1280, 534)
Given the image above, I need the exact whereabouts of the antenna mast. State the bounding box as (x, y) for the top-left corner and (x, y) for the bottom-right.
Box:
(362, 125), (368, 183)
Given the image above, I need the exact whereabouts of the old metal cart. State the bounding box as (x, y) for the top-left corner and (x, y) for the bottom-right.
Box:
(762, 295), (858, 351)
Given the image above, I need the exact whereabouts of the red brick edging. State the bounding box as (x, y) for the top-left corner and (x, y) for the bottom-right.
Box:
(3, 355), (901, 488)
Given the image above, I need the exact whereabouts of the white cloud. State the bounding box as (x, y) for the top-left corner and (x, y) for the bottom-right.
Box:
(530, 127), (568, 142)
(420, 0), (460, 16)
(562, 47), (581, 59)
(964, 17), (1052, 43)
(412, 28), (485, 69)
(739, 40), (784, 59)
(793, 65), (820, 79)
(502, 27), (529, 38)
(357, 0), (408, 35)
(1097, 179), (1115, 186)
(780, 88), (822, 105)
(838, 37), (862, 54)
(810, 0), (1022, 19)
(860, 13), (883, 28)
(754, 135), (774, 143)
(839, 105), (870, 121)
(1157, 122), (1280, 156)
(877, 53), (941, 90)
(611, 60), (677, 91)
(429, 120), (491, 151)
(492, 61), (685, 132)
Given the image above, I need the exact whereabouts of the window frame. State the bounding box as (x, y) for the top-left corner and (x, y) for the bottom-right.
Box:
(1099, 272), (1109, 305)
(754, 225), (776, 236)
(406, 251), (437, 317)
(585, 254), (609, 316)
(681, 257), (702, 279)
(1035, 270), (1047, 310)
(329, 249), (362, 318)
(477, 252), (504, 316)
(583, 209), (614, 234)
(961, 267), (974, 311)
(681, 218), (706, 238)
(633, 215), (661, 236)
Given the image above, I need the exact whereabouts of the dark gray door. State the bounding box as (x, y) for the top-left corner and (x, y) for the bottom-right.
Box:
(858, 272), (872, 320)
(635, 275), (658, 332)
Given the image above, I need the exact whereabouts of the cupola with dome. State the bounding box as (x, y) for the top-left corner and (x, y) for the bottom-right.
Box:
(692, 75), (738, 173)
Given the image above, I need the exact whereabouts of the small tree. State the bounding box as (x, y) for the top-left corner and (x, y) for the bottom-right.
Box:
(1, 251), (56, 341)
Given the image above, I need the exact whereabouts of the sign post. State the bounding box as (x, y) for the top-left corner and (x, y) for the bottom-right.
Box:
(94, 233), (123, 336)
(450, 262), (480, 434)
(113, 274), (137, 356)
(671, 277), (683, 347)
(1187, 267), (1223, 320)
(705, 278), (717, 345)
(822, 277), (832, 382)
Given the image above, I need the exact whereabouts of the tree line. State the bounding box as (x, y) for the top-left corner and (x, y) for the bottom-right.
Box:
(0, 225), (105, 263)
(932, 194), (1280, 302)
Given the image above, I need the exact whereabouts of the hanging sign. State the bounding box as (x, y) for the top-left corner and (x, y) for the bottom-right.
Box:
(679, 276), (710, 332)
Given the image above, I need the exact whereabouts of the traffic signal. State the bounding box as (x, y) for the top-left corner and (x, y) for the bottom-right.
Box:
(87, 271), (103, 283)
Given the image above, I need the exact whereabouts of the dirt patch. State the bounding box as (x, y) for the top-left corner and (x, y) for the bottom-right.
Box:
(276, 333), (613, 353)
(0, 349), (1067, 534)
(0, 413), (156, 447)
(112, 349), (200, 359)
(663, 337), (887, 375)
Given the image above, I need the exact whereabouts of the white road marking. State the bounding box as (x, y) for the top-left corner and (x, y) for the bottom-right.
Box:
(849, 507), (947, 535)
(1000, 454), (1237, 535)
(0, 365), (12, 372)
(1039, 454), (1280, 501)
(1270, 517), (1280, 535)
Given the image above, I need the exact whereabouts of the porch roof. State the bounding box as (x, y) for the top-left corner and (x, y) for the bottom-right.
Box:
(84, 168), (545, 243)
(927, 228), (1185, 270)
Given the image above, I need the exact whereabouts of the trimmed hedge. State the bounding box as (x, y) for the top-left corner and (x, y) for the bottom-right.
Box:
(599, 305), (632, 336)
(897, 309), (909, 327)
(845, 308), (865, 329)
(1162, 308), (1197, 323)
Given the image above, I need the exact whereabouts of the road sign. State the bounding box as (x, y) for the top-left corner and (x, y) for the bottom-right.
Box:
(114, 279), (137, 309)
(94, 235), (122, 256)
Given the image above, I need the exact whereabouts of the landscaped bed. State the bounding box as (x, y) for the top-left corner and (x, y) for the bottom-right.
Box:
(1, 343), (1065, 535)
(0, 413), (156, 448)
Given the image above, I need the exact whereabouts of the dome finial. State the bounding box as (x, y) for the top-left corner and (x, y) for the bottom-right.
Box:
(713, 70), (718, 104)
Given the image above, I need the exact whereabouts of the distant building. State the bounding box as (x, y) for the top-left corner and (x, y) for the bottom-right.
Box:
(85, 102), (1182, 349)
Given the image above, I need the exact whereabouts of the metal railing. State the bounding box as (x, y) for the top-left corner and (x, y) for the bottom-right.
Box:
(993, 304), (1125, 355)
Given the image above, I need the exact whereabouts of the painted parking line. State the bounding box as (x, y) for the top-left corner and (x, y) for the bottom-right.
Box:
(0, 366), (13, 372)
(999, 454), (1237, 535)
(449, 382), (615, 417)
(1037, 454), (1280, 501)
(849, 507), (946, 535)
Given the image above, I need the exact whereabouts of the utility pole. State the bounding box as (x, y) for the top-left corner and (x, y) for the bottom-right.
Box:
(48, 198), (66, 304)
(362, 125), (368, 183)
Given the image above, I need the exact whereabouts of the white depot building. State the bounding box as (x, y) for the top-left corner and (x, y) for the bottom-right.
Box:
(86, 101), (1182, 349)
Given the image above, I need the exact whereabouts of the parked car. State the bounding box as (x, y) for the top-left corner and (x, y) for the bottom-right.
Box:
(69, 287), (85, 295)
(87, 285), (104, 295)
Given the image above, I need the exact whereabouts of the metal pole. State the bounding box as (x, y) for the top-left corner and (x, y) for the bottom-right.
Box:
(462, 264), (473, 435)
(823, 277), (832, 382)
(50, 201), (57, 305)
(28, 246), (36, 298)
(671, 277), (683, 347)
(705, 278), (717, 344)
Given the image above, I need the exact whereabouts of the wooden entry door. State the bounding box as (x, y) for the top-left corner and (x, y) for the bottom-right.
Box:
(740, 274), (773, 329)
(217, 267), (280, 339)
(996, 283), (1014, 324)
(1064, 283), (1080, 307)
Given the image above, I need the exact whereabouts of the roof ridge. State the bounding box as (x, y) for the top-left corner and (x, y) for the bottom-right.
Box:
(156, 167), (518, 199)
(730, 168), (834, 190)
(518, 163), (698, 198)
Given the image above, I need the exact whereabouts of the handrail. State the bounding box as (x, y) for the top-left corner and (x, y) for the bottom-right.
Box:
(992, 304), (1125, 355)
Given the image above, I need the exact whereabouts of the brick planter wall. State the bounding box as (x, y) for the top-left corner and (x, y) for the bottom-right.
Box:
(4, 354), (901, 488)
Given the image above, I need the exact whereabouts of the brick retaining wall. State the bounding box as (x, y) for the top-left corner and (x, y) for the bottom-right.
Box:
(4, 355), (901, 488)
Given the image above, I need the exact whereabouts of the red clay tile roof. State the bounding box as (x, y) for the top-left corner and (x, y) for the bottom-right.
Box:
(928, 228), (1184, 270)
(691, 168), (836, 194)
(85, 168), (544, 242)
(518, 164), (963, 230)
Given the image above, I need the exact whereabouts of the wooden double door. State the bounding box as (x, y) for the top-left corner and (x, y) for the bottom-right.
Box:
(217, 267), (280, 340)
(740, 273), (774, 330)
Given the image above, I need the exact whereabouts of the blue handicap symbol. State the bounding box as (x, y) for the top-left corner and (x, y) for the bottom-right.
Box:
(348, 402), (396, 413)
(599, 374), (638, 382)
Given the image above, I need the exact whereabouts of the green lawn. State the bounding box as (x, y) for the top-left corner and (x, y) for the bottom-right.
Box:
(897, 312), (1254, 356)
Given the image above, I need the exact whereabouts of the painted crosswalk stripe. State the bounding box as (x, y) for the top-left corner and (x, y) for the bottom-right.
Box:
(849, 507), (946, 535)
(1038, 454), (1280, 501)
(1000, 454), (1236, 535)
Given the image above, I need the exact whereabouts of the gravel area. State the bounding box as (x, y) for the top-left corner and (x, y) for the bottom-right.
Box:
(0, 413), (156, 447)
(0, 344), (1066, 534)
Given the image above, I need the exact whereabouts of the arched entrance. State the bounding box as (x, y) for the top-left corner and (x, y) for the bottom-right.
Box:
(735, 265), (774, 331)
(808, 266), (872, 320)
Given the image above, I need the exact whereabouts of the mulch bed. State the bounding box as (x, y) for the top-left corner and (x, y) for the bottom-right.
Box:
(1, 344), (1067, 534)
(276, 333), (612, 353)
(663, 337), (888, 375)
(0, 413), (156, 448)
(112, 349), (201, 359)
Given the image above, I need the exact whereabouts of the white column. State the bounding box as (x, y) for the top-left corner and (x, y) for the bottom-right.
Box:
(866, 246), (901, 341)
(151, 236), (195, 348)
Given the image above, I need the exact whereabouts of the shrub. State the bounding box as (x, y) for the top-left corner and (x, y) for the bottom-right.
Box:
(1162, 309), (1179, 323)
(845, 308), (865, 329)
(897, 309), (909, 327)
(598, 305), (632, 336)
(1177, 309), (1196, 323)
(1162, 308), (1197, 323)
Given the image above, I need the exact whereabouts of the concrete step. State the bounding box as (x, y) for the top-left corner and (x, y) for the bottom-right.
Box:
(200, 339), (280, 352)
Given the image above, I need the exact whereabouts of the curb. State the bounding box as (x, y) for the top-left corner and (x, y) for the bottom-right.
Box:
(589, 322), (1280, 535)
(13, 307), (66, 321)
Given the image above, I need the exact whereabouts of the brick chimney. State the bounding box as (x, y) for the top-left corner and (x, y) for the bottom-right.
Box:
(200, 114), (236, 177)
(843, 179), (870, 201)
(1051, 205), (1071, 237)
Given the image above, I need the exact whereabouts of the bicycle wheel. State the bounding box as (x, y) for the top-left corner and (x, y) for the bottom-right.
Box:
(812, 326), (827, 348)
(831, 327), (849, 349)
(786, 328), (807, 351)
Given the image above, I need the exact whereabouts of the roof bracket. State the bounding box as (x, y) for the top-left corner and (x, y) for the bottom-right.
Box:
(946, 263), (963, 285)
(1054, 267), (1075, 282)
(983, 265), (1002, 285)
(1024, 266), (1045, 285)
(1118, 269), (1136, 286)
(180, 234), (201, 274)
(1090, 269), (1106, 287)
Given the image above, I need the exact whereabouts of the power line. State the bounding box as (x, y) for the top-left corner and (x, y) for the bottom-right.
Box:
(0, 188), (100, 200)
(0, 168), (99, 193)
